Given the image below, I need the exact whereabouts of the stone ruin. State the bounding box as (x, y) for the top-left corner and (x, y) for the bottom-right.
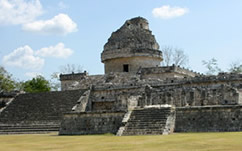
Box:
(0, 17), (242, 135)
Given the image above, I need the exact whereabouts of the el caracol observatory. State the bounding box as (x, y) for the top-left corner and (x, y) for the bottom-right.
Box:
(0, 17), (242, 136)
(101, 17), (162, 74)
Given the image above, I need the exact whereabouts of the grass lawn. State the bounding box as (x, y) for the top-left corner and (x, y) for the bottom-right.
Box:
(0, 132), (242, 151)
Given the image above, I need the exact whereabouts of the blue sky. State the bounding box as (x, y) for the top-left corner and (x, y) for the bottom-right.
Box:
(0, 0), (242, 81)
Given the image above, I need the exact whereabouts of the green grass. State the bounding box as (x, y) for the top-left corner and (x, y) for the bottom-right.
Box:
(0, 132), (242, 151)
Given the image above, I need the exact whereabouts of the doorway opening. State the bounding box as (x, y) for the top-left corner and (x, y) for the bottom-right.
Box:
(123, 64), (129, 72)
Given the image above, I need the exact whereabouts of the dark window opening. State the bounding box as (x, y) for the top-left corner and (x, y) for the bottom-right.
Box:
(224, 100), (228, 104)
(140, 24), (143, 28)
(123, 64), (129, 72)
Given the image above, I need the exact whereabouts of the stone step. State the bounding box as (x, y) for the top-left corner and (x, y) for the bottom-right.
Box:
(123, 132), (163, 135)
(123, 130), (164, 134)
(127, 124), (165, 128)
(131, 115), (169, 118)
(0, 90), (84, 124)
(129, 118), (167, 121)
(0, 124), (59, 127)
(0, 126), (59, 130)
(123, 129), (164, 132)
(0, 128), (58, 132)
(0, 124), (60, 134)
(132, 112), (170, 115)
(122, 130), (164, 135)
(127, 121), (165, 124)
(133, 109), (170, 112)
(0, 130), (58, 135)
(125, 127), (165, 130)
(129, 116), (168, 119)
(120, 107), (172, 135)
(133, 110), (170, 114)
(0, 126), (59, 134)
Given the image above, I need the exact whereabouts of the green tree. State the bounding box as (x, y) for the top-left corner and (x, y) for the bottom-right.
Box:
(202, 58), (222, 75)
(228, 61), (242, 74)
(0, 66), (16, 92)
(22, 76), (51, 93)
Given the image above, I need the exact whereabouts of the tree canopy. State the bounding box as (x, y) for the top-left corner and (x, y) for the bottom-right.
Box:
(202, 58), (222, 75)
(0, 66), (16, 92)
(22, 76), (51, 93)
(202, 59), (242, 75)
(229, 61), (242, 74)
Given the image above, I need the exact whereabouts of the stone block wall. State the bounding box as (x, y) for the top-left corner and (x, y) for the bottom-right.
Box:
(59, 111), (125, 135)
(60, 74), (104, 91)
(86, 86), (143, 112)
(140, 66), (199, 80)
(148, 84), (241, 107)
(103, 56), (161, 74)
(60, 72), (141, 91)
(175, 105), (242, 132)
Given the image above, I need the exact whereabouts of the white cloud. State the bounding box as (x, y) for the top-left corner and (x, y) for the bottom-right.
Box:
(152, 5), (189, 19)
(0, 0), (43, 25)
(25, 72), (42, 78)
(35, 43), (73, 58)
(2, 45), (44, 70)
(2, 43), (73, 70)
(22, 13), (78, 35)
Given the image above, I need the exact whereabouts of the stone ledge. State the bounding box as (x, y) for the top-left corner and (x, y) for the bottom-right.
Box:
(176, 105), (242, 110)
(101, 48), (162, 62)
(64, 110), (126, 115)
(60, 72), (88, 81)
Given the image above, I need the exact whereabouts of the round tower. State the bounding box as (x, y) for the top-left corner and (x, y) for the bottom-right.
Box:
(101, 17), (163, 74)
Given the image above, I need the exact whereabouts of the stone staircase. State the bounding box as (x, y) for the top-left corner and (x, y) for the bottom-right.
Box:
(121, 105), (175, 135)
(0, 90), (86, 134)
(0, 124), (60, 134)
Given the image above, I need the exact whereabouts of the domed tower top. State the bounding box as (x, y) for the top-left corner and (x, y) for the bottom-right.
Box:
(101, 17), (163, 74)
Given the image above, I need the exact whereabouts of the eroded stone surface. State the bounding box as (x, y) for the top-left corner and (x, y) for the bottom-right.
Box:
(1, 17), (242, 135)
(101, 17), (162, 74)
(59, 17), (242, 135)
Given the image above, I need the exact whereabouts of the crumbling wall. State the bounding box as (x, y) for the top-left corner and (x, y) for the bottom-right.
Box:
(60, 74), (104, 91)
(149, 84), (241, 107)
(175, 105), (242, 132)
(59, 111), (125, 135)
(85, 86), (143, 112)
(60, 72), (142, 91)
(140, 66), (199, 80)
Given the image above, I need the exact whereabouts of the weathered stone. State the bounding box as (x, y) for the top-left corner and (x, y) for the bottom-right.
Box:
(0, 90), (85, 134)
(101, 17), (162, 74)
(58, 17), (242, 136)
(175, 105), (242, 132)
(1, 16), (242, 135)
(59, 111), (125, 135)
(121, 106), (175, 136)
